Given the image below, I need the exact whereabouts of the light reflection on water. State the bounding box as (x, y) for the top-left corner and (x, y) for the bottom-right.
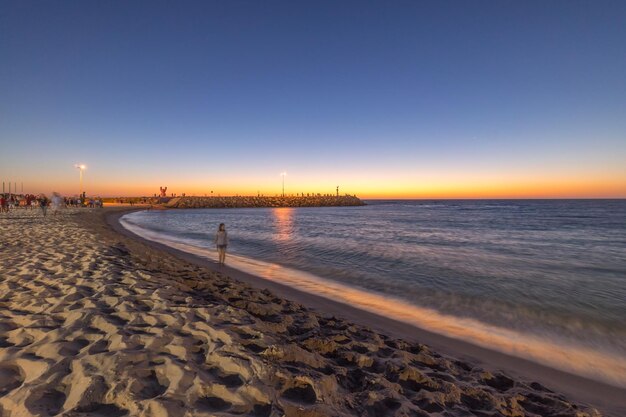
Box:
(272, 207), (294, 243)
(120, 199), (626, 387)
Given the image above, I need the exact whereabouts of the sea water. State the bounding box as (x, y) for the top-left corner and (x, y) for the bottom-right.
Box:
(120, 199), (626, 387)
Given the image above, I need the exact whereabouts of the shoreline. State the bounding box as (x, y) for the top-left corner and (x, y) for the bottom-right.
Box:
(0, 207), (620, 416)
(108, 208), (626, 416)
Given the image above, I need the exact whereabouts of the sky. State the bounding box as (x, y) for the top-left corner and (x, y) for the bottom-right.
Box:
(1, 1), (625, 198)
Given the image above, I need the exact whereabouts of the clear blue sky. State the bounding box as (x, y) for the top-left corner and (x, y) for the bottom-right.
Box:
(1, 1), (625, 197)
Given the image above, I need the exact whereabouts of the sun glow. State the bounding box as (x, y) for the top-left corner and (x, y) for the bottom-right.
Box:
(10, 163), (626, 199)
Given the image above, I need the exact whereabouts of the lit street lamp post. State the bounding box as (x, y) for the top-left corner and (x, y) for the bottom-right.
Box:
(280, 172), (287, 197)
(75, 164), (86, 197)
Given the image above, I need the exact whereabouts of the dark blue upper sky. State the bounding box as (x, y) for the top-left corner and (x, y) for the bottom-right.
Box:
(1, 1), (625, 197)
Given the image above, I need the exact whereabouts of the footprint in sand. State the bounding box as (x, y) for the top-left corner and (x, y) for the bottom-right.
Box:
(35, 339), (89, 360)
(87, 339), (110, 355)
(75, 285), (95, 297)
(13, 356), (50, 384)
(0, 336), (14, 348)
(0, 320), (17, 334)
(129, 370), (168, 400)
(24, 387), (66, 416)
(58, 338), (90, 357)
(281, 383), (317, 405)
(208, 367), (245, 388)
(61, 301), (79, 311)
(0, 364), (24, 397)
(63, 291), (86, 303)
(195, 396), (232, 413)
(65, 404), (128, 417)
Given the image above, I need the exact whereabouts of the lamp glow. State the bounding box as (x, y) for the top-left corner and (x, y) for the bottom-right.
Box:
(280, 172), (287, 197)
(75, 164), (86, 197)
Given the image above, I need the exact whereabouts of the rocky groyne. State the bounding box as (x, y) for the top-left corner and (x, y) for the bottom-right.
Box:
(164, 195), (366, 209)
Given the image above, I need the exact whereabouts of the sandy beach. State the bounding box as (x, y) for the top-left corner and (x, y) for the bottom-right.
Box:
(0, 207), (622, 417)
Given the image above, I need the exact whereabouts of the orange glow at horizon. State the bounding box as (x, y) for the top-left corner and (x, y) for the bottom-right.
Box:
(10, 169), (626, 199)
(14, 182), (626, 200)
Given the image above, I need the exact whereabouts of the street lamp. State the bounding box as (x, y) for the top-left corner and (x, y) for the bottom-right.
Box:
(280, 172), (287, 197)
(74, 164), (86, 197)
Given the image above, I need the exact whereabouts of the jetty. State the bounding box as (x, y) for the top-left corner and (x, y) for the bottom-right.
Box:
(163, 195), (365, 209)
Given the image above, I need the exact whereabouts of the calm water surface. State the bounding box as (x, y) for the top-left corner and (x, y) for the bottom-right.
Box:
(121, 200), (626, 385)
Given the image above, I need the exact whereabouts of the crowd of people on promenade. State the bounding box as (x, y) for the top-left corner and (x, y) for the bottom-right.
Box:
(0, 193), (103, 216)
(112, 197), (154, 205)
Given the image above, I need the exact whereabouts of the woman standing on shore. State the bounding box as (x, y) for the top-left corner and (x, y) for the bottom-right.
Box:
(214, 223), (228, 265)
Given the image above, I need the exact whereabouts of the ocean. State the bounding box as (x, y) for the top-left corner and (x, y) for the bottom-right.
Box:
(120, 199), (626, 387)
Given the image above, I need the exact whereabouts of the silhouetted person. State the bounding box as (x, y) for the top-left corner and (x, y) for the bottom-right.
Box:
(214, 223), (229, 265)
(39, 195), (49, 217)
(51, 192), (63, 215)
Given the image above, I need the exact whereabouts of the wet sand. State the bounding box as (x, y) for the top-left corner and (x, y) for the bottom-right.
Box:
(0, 207), (623, 416)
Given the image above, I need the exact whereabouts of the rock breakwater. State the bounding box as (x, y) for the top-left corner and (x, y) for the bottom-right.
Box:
(165, 195), (366, 209)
